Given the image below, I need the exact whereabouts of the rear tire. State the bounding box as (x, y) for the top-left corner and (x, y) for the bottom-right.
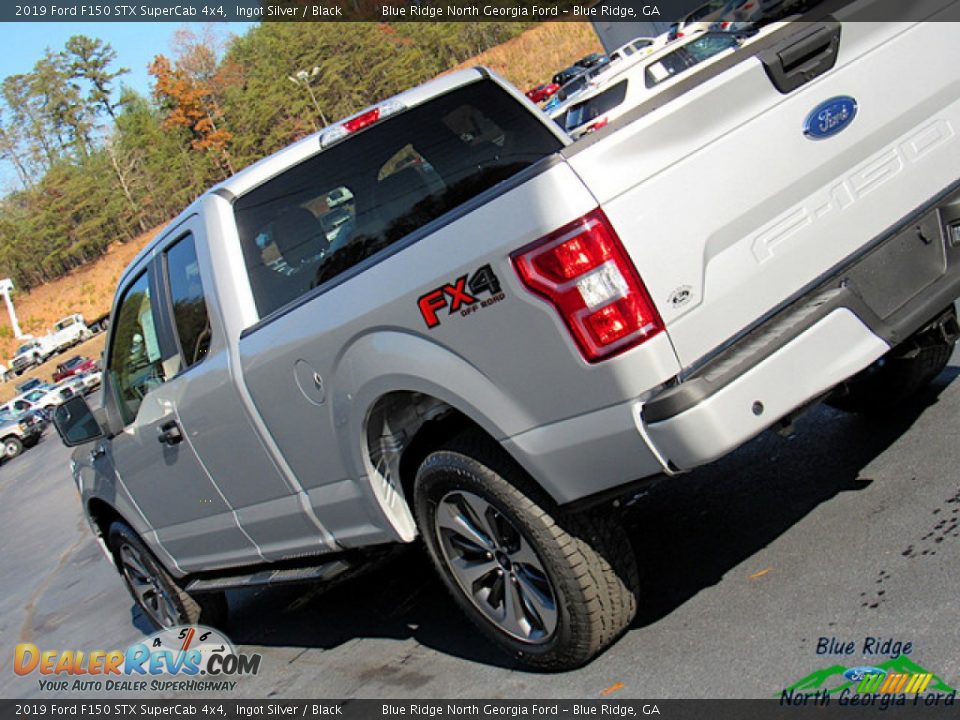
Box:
(829, 338), (953, 414)
(3, 436), (23, 459)
(413, 430), (638, 671)
(108, 522), (227, 630)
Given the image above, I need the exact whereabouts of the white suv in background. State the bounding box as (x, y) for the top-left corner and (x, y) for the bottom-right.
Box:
(49, 314), (91, 353)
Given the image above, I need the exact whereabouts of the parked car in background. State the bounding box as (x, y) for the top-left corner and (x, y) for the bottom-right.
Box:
(87, 312), (111, 335)
(75, 371), (103, 395)
(14, 377), (44, 395)
(551, 64), (586, 87)
(712, 0), (796, 31)
(525, 82), (560, 104)
(668, 0), (729, 40)
(574, 52), (608, 69)
(0, 408), (44, 462)
(563, 31), (752, 138)
(543, 62), (612, 115)
(54, 371), (101, 399)
(49, 314), (92, 354)
(608, 36), (661, 64)
(53, 355), (98, 382)
(11, 338), (55, 376)
(6, 384), (74, 418)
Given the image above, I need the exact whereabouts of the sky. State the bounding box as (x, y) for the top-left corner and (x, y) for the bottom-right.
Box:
(0, 21), (256, 190)
(2, 21), (256, 98)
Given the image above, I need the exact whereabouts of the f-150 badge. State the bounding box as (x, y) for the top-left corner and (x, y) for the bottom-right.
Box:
(804, 96), (858, 140)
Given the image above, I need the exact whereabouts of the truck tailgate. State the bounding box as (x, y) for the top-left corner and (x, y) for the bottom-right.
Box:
(565, 9), (960, 369)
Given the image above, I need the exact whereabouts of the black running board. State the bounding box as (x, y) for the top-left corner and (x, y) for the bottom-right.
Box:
(185, 559), (353, 593)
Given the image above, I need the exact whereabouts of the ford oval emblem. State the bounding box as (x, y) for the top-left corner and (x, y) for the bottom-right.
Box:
(803, 96), (858, 140)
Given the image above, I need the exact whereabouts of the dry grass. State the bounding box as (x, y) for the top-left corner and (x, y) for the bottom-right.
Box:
(0, 22), (601, 366)
(450, 22), (603, 90)
(0, 228), (161, 362)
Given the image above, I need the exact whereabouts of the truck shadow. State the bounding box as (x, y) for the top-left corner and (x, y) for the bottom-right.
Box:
(221, 367), (958, 671)
(627, 365), (958, 628)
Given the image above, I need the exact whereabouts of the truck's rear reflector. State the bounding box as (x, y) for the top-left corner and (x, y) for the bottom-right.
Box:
(512, 209), (663, 362)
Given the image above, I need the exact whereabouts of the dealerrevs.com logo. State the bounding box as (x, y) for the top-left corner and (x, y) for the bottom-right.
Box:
(15, 625), (261, 692)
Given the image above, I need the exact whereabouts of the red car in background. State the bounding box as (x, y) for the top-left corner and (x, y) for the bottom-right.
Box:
(525, 82), (560, 104)
(52, 355), (97, 382)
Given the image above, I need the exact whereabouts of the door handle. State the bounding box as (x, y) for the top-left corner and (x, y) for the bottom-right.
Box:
(157, 420), (183, 446)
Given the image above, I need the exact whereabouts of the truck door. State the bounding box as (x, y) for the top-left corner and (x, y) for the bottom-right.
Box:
(157, 229), (333, 561)
(104, 257), (261, 572)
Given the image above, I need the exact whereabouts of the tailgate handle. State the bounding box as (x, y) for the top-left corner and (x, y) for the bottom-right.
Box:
(760, 19), (841, 94)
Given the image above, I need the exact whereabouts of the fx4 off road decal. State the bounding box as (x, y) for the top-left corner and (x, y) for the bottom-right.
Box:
(418, 264), (505, 329)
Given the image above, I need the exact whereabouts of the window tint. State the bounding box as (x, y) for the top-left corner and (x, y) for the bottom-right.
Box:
(559, 74), (588, 100)
(107, 272), (166, 425)
(165, 234), (211, 370)
(235, 80), (563, 320)
(565, 80), (629, 132)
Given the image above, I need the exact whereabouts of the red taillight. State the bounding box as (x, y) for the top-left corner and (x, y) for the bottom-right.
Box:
(343, 108), (380, 133)
(586, 116), (609, 134)
(511, 209), (664, 362)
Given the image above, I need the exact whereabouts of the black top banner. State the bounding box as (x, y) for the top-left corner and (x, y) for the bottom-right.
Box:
(3, 0), (958, 23)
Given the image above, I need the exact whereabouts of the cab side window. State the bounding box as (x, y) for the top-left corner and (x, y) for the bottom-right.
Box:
(108, 271), (166, 425)
(164, 234), (212, 371)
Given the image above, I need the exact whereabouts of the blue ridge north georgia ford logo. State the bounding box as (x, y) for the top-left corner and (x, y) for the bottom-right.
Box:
(803, 96), (858, 140)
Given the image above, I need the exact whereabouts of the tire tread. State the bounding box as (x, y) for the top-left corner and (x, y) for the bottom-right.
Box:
(415, 430), (638, 671)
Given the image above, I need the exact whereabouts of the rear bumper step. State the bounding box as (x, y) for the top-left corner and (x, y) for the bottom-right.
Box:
(643, 309), (888, 469)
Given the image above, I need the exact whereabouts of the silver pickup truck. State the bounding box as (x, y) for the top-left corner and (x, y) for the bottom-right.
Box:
(54, 5), (960, 670)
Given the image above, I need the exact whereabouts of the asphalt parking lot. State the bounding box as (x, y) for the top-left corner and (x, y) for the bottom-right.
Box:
(2, 351), (958, 700)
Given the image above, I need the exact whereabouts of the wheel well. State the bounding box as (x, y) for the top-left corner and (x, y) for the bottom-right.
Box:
(363, 392), (488, 540)
(86, 498), (125, 547)
(396, 411), (478, 503)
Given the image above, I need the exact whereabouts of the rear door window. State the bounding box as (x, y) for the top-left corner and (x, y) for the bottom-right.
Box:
(234, 79), (563, 320)
(164, 234), (212, 371)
